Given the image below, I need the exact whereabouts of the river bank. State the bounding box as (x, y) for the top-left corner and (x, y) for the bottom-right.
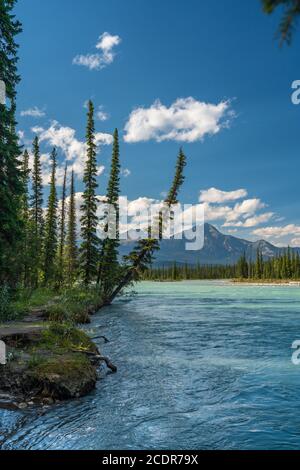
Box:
(231, 279), (300, 286)
(0, 287), (116, 410)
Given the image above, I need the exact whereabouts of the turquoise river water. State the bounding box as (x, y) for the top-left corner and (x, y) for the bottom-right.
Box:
(1, 280), (300, 450)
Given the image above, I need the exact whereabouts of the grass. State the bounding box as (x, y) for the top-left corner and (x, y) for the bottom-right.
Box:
(0, 287), (103, 400)
(7, 286), (103, 324)
(29, 354), (91, 379)
(36, 322), (97, 354)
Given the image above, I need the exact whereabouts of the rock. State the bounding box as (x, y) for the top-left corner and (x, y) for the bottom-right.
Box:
(18, 402), (28, 409)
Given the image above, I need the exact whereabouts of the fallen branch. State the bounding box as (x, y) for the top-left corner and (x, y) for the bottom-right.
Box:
(91, 335), (109, 343)
(71, 349), (117, 372)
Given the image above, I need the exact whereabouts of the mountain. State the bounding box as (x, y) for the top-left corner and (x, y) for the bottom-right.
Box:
(119, 223), (299, 265)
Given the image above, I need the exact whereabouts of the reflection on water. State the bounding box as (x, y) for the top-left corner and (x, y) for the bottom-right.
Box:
(1, 280), (300, 450)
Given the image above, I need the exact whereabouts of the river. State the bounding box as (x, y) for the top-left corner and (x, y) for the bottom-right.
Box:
(1, 280), (300, 450)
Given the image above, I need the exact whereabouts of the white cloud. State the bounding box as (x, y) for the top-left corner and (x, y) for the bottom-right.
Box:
(121, 168), (131, 177)
(73, 32), (121, 71)
(59, 191), (296, 247)
(223, 212), (274, 228)
(198, 194), (268, 229)
(252, 224), (300, 246)
(199, 187), (247, 204)
(96, 107), (109, 121)
(31, 120), (112, 183)
(201, 202), (232, 221)
(226, 198), (266, 222)
(124, 97), (232, 143)
(20, 106), (45, 118)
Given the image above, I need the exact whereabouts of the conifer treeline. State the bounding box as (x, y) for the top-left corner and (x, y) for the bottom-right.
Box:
(143, 249), (300, 281)
(143, 263), (237, 281)
(236, 249), (300, 280)
(17, 103), (123, 291)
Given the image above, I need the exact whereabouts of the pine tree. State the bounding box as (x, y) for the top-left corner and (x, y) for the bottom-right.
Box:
(29, 136), (44, 287)
(65, 170), (78, 286)
(20, 149), (31, 286)
(80, 100), (100, 285)
(98, 129), (121, 300)
(57, 163), (67, 286)
(0, 0), (23, 284)
(43, 148), (58, 284)
(262, 0), (300, 45)
(237, 252), (248, 278)
(105, 148), (187, 305)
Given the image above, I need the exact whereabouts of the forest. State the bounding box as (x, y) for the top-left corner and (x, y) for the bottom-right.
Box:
(0, 0), (187, 323)
(143, 249), (300, 281)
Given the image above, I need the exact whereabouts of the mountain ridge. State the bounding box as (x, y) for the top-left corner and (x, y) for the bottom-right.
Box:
(119, 223), (299, 265)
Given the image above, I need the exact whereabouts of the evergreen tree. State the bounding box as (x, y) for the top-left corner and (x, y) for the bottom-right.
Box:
(20, 149), (31, 286)
(65, 170), (78, 286)
(262, 0), (300, 45)
(79, 100), (100, 285)
(237, 252), (248, 278)
(57, 163), (67, 285)
(0, 0), (23, 284)
(43, 148), (58, 284)
(98, 129), (121, 301)
(105, 148), (187, 305)
(29, 136), (44, 287)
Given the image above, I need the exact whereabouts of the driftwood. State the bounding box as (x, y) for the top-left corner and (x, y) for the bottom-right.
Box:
(91, 335), (109, 343)
(71, 349), (117, 372)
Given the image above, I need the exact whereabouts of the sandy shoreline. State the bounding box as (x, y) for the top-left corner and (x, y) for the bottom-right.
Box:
(230, 280), (300, 287)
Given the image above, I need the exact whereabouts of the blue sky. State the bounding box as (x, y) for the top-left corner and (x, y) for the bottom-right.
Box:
(14, 0), (300, 246)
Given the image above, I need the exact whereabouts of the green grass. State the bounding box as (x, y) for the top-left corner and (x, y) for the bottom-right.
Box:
(37, 322), (97, 353)
(10, 287), (57, 319)
(8, 286), (103, 324)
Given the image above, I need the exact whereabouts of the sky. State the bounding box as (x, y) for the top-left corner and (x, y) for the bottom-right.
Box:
(14, 0), (300, 246)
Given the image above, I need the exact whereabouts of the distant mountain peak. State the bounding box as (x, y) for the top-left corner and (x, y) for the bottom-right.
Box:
(119, 222), (299, 265)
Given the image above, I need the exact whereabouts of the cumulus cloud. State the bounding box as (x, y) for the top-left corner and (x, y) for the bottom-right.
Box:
(96, 106), (109, 121)
(121, 168), (131, 177)
(58, 189), (288, 245)
(252, 224), (300, 246)
(31, 120), (112, 183)
(124, 97), (232, 143)
(73, 32), (121, 70)
(199, 187), (247, 204)
(223, 212), (274, 228)
(196, 188), (274, 231)
(20, 106), (45, 118)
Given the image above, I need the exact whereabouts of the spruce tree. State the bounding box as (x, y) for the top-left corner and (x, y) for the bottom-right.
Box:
(79, 100), (100, 285)
(105, 148), (187, 305)
(98, 129), (121, 300)
(65, 170), (78, 286)
(43, 148), (58, 284)
(57, 163), (67, 285)
(20, 149), (31, 286)
(29, 136), (44, 287)
(0, 0), (23, 284)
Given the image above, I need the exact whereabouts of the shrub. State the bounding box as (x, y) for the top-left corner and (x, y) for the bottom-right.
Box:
(0, 284), (12, 322)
